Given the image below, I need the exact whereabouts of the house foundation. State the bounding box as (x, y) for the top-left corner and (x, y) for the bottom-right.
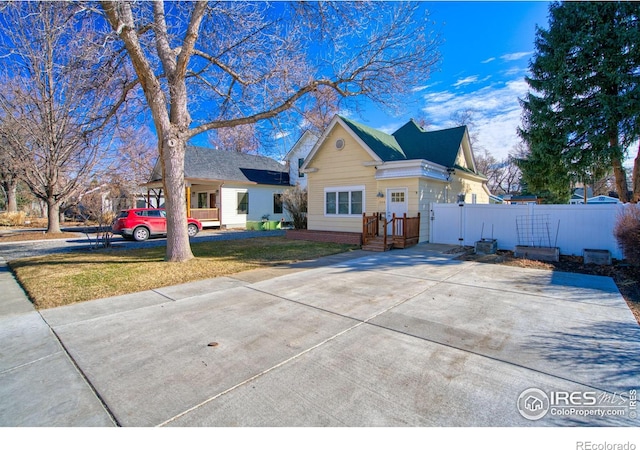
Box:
(285, 230), (362, 245)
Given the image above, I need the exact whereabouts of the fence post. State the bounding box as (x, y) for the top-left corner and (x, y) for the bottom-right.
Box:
(458, 201), (465, 246)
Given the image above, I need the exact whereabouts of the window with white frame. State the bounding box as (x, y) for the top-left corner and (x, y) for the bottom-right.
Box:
(237, 192), (249, 214)
(325, 187), (364, 215)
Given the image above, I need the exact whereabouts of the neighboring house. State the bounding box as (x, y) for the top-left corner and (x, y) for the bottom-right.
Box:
(284, 130), (318, 189)
(300, 115), (491, 244)
(502, 195), (542, 205)
(570, 194), (621, 205)
(570, 187), (594, 204)
(489, 194), (504, 204)
(143, 146), (291, 228)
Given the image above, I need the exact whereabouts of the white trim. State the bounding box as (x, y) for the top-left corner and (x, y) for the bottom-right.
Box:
(283, 129), (319, 161)
(386, 188), (409, 213)
(375, 159), (449, 182)
(301, 115), (382, 173)
(324, 185), (366, 217)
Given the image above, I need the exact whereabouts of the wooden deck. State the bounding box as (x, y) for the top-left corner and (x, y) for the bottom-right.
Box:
(362, 212), (420, 252)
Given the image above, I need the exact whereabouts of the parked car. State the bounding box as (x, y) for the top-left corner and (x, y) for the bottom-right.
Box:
(111, 208), (202, 241)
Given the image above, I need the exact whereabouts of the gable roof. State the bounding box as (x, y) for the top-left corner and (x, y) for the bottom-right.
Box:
(392, 120), (467, 167)
(339, 116), (406, 161)
(283, 129), (319, 161)
(338, 116), (468, 167)
(149, 146), (289, 186)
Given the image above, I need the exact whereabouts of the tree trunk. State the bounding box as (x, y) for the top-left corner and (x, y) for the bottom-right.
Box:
(46, 197), (61, 233)
(162, 136), (193, 262)
(632, 142), (640, 203)
(2, 181), (18, 212)
(612, 156), (629, 203)
(610, 130), (629, 203)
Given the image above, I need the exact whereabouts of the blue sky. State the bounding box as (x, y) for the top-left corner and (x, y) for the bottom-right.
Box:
(339, 1), (552, 161)
(189, 1), (553, 161)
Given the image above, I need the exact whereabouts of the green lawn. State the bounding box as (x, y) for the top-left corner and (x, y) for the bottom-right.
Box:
(9, 237), (357, 309)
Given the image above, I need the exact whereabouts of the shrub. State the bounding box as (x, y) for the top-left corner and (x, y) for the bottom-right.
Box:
(0, 211), (27, 226)
(282, 185), (307, 229)
(614, 205), (640, 265)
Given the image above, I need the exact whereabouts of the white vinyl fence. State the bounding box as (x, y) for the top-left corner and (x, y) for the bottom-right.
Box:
(429, 202), (634, 260)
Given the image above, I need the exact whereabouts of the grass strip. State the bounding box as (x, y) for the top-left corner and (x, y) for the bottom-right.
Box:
(9, 237), (357, 309)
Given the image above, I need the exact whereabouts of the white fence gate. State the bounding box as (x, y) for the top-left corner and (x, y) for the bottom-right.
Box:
(429, 202), (631, 260)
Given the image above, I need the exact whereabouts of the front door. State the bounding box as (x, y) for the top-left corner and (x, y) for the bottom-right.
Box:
(386, 188), (408, 234)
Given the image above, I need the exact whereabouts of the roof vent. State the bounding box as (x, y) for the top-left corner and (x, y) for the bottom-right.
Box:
(335, 138), (345, 150)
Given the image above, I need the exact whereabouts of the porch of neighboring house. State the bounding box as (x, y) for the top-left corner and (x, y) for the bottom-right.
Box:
(142, 183), (222, 228)
(186, 184), (221, 228)
(361, 212), (421, 252)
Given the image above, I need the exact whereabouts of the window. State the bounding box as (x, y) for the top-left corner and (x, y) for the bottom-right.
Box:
(350, 191), (362, 214)
(338, 192), (349, 214)
(198, 192), (207, 208)
(298, 158), (305, 178)
(326, 192), (336, 214)
(325, 187), (364, 215)
(237, 192), (249, 214)
(135, 210), (162, 217)
(391, 191), (405, 203)
(273, 193), (283, 214)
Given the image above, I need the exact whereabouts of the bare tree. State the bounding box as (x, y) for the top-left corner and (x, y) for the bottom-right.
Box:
(0, 132), (19, 212)
(0, 2), (129, 233)
(282, 185), (308, 230)
(100, 1), (440, 262)
(113, 126), (159, 189)
(473, 148), (522, 196)
(209, 123), (260, 153)
(450, 109), (484, 152)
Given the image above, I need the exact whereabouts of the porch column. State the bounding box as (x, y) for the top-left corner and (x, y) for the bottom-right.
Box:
(186, 185), (191, 216)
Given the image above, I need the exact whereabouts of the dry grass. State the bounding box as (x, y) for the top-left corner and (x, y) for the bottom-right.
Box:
(0, 214), (50, 228)
(9, 237), (357, 309)
(0, 231), (83, 242)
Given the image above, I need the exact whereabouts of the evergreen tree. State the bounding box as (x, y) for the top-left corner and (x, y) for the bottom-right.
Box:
(518, 1), (640, 203)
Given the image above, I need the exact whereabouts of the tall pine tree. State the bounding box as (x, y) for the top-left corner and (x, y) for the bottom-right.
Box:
(518, 1), (640, 203)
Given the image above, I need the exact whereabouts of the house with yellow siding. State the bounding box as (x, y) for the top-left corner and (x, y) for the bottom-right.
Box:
(300, 115), (490, 245)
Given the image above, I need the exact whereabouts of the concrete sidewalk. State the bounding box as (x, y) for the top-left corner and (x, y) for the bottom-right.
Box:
(1, 245), (639, 427)
(0, 257), (115, 426)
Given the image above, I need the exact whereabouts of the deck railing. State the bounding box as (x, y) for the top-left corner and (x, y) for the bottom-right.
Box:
(362, 212), (380, 245)
(363, 212), (421, 249)
(189, 208), (220, 221)
(389, 212), (421, 248)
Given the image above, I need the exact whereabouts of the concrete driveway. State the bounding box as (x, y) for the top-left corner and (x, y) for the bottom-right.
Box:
(3, 244), (639, 426)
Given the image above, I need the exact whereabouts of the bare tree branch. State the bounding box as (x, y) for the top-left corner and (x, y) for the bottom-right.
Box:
(100, 1), (441, 262)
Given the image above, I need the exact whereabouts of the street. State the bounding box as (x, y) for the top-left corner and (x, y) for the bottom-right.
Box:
(0, 228), (285, 261)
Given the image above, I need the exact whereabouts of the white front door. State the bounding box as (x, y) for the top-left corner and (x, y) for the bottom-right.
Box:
(386, 188), (408, 234)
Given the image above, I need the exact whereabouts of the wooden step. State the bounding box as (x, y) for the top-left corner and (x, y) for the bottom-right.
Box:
(362, 237), (392, 252)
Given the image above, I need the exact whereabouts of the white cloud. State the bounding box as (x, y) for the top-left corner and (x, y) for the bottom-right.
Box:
(502, 66), (528, 77)
(481, 57), (496, 64)
(453, 75), (479, 87)
(421, 78), (530, 159)
(500, 51), (533, 62)
(273, 131), (291, 140)
(378, 123), (403, 135)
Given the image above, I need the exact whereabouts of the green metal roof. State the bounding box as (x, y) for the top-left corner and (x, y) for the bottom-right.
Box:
(339, 116), (406, 161)
(339, 116), (467, 168)
(392, 120), (467, 167)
